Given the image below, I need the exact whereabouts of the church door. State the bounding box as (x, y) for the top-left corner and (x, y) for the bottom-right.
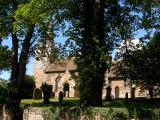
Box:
(115, 86), (119, 98)
(63, 83), (69, 97)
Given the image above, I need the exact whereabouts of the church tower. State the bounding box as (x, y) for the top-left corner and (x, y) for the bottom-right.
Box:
(33, 21), (54, 88)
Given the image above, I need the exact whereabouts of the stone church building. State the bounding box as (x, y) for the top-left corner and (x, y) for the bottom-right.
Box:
(33, 58), (149, 99)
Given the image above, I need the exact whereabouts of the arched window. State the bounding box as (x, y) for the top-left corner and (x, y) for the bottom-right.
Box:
(115, 86), (119, 98)
(55, 76), (61, 92)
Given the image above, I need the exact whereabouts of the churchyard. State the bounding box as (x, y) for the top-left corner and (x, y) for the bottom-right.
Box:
(20, 97), (160, 120)
(1, 0), (160, 119)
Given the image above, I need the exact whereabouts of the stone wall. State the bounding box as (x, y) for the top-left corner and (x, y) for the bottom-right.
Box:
(34, 59), (78, 98)
(111, 80), (127, 98)
(33, 59), (48, 88)
(23, 107), (44, 120)
(110, 80), (149, 98)
(33, 59), (149, 99)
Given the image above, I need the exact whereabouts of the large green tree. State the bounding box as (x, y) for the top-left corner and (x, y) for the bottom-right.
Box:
(0, 0), (66, 119)
(64, 0), (160, 106)
(115, 32), (160, 99)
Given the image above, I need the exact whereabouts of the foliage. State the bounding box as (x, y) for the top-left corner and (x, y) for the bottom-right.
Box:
(41, 82), (52, 104)
(22, 75), (36, 99)
(43, 107), (61, 120)
(0, 0), (68, 119)
(0, 45), (11, 73)
(42, 106), (160, 120)
(62, 0), (160, 106)
(115, 32), (160, 98)
(33, 88), (42, 100)
(20, 98), (160, 120)
(0, 1), (67, 115)
(0, 79), (9, 103)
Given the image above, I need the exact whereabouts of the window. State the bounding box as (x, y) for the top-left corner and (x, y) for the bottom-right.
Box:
(115, 86), (120, 98)
(55, 76), (61, 92)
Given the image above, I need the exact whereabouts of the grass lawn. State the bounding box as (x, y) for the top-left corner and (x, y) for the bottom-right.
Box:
(21, 97), (160, 109)
(21, 98), (80, 108)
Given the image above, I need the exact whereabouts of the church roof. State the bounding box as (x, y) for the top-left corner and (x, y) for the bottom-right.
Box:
(108, 61), (119, 78)
(45, 58), (77, 73)
(45, 58), (119, 78)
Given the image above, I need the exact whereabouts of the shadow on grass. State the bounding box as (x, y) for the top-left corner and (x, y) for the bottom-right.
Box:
(23, 98), (80, 108)
(103, 98), (160, 108)
(103, 98), (160, 119)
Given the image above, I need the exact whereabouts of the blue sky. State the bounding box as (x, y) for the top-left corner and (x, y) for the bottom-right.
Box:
(0, 37), (35, 80)
(0, 31), (67, 80)
(0, 29), (154, 80)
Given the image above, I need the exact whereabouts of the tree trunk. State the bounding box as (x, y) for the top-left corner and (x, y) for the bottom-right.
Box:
(149, 87), (153, 99)
(79, 0), (106, 106)
(9, 33), (20, 120)
(17, 25), (35, 103)
(9, 25), (34, 120)
(95, 0), (106, 105)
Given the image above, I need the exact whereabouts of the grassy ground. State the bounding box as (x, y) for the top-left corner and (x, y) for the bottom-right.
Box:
(21, 98), (160, 108)
(21, 98), (80, 108)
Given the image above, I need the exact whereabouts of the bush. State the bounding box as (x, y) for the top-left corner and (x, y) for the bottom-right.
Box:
(0, 80), (9, 103)
(22, 75), (36, 99)
(33, 88), (42, 100)
(41, 82), (52, 104)
(0, 86), (8, 103)
(43, 107), (128, 120)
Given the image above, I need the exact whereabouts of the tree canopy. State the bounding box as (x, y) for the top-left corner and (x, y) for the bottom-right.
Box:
(63, 0), (160, 106)
(115, 32), (160, 98)
(0, 0), (67, 119)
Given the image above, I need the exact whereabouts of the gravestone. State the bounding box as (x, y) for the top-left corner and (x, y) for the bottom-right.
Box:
(59, 91), (63, 104)
(105, 86), (112, 101)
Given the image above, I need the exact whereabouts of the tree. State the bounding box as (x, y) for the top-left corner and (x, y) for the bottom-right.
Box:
(0, 0), (67, 119)
(22, 75), (35, 99)
(41, 82), (52, 104)
(115, 32), (160, 99)
(64, 0), (160, 106)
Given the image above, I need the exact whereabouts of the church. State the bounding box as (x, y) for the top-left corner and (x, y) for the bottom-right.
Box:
(33, 58), (149, 99)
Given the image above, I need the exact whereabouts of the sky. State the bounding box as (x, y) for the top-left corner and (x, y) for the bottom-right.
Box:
(0, 28), (154, 80)
(0, 31), (67, 80)
(0, 37), (35, 80)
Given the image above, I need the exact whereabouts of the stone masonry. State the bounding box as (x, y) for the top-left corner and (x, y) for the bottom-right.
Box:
(33, 58), (149, 99)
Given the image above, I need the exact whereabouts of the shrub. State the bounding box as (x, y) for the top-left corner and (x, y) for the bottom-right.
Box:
(33, 88), (42, 100)
(41, 82), (52, 104)
(0, 80), (9, 103)
(22, 75), (36, 99)
(0, 86), (8, 103)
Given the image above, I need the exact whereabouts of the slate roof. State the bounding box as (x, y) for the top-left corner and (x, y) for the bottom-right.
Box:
(107, 61), (119, 78)
(45, 58), (119, 78)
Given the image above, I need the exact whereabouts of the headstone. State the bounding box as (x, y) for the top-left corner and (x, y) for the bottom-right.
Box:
(59, 91), (63, 104)
(125, 92), (128, 102)
(105, 86), (112, 101)
(131, 88), (135, 99)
